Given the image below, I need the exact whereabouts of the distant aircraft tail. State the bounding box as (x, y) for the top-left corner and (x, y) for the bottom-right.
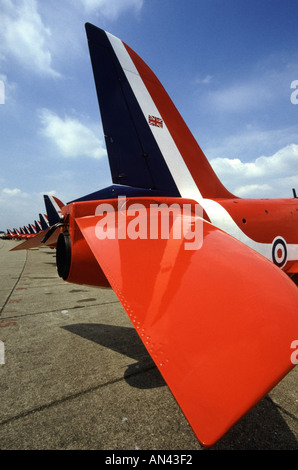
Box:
(43, 195), (64, 226)
(39, 214), (49, 230)
(34, 221), (42, 233)
(85, 23), (234, 200)
(10, 198), (63, 252)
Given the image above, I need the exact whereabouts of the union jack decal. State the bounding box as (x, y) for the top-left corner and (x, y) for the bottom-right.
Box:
(148, 115), (163, 128)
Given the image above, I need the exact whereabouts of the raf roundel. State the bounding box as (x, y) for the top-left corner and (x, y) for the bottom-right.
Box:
(272, 237), (288, 268)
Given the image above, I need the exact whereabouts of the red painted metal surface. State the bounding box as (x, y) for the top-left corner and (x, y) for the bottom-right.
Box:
(74, 206), (298, 446)
(217, 198), (298, 244)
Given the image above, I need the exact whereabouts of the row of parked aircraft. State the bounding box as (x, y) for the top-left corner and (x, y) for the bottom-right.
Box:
(1, 195), (63, 244)
(5, 23), (298, 447)
(2, 212), (50, 241)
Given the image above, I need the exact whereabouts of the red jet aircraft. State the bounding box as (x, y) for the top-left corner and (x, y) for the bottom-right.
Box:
(13, 23), (298, 447)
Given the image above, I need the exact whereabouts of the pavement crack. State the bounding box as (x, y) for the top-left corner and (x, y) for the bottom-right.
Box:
(265, 396), (298, 422)
(0, 364), (157, 427)
(0, 250), (28, 317)
(0, 300), (120, 319)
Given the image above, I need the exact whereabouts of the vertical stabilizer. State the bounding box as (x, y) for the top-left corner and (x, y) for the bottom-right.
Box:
(85, 23), (234, 200)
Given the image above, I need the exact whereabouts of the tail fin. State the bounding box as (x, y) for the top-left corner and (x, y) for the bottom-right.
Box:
(85, 23), (234, 200)
(34, 221), (42, 233)
(43, 195), (64, 226)
(39, 213), (49, 230)
(28, 225), (36, 234)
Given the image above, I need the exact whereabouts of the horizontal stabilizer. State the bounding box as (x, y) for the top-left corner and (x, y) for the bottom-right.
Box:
(75, 205), (298, 446)
(10, 227), (60, 251)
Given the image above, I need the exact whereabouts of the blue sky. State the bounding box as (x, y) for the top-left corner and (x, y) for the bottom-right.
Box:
(1, 0), (298, 231)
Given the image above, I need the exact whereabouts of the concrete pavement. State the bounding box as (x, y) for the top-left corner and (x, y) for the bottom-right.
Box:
(0, 239), (297, 450)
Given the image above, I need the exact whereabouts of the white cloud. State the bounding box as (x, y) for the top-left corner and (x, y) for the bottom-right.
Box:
(79, 0), (144, 19)
(2, 187), (22, 196)
(232, 184), (272, 197)
(0, 74), (18, 105)
(206, 81), (272, 114)
(193, 75), (213, 86)
(210, 144), (298, 198)
(205, 125), (298, 162)
(200, 56), (298, 117)
(0, 187), (36, 230)
(0, 186), (60, 231)
(0, 0), (59, 77)
(39, 108), (106, 159)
